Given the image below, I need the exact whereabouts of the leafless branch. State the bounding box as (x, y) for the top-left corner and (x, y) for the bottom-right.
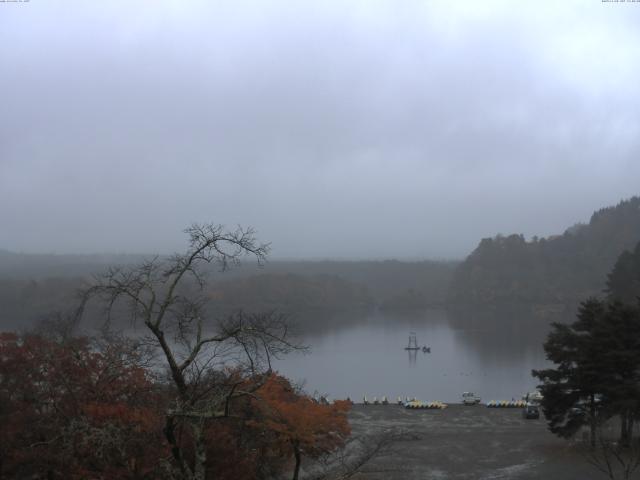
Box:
(583, 428), (640, 480)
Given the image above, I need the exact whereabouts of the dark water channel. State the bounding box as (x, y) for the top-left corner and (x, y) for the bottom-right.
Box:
(275, 308), (569, 404)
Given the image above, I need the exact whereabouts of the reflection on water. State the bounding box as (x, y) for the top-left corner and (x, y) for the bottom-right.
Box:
(407, 348), (418, 366)
(275, 307), (573, 404)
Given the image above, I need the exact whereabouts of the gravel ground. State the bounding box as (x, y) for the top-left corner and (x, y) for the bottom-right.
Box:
(347, 404), (605, 480)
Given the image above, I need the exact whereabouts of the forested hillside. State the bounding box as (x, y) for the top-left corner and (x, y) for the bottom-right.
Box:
(447, 197), (640, 306)
(5, 196), (638, 322)
(0, 255), (456, 329)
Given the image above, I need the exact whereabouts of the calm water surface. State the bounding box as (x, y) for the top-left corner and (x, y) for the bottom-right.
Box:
(275, 309), (557, 404)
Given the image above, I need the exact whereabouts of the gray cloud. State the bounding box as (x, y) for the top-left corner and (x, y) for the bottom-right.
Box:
(1, 1), (640, 258)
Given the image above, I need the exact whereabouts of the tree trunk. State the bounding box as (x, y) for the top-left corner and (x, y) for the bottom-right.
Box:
(192, 421), (207, 480)
(590, 394), (597, 448)
(620, 411), (631, 448)
(292, 441), (302, 480)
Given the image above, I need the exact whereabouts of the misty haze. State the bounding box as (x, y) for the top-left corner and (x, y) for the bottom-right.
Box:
(2, 2), (640, 480)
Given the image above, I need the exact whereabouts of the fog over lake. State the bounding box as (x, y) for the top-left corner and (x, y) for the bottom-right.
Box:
(276, 309), (556, 404)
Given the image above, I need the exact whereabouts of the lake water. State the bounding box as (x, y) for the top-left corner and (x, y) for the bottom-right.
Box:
(274, 308), (562, 404)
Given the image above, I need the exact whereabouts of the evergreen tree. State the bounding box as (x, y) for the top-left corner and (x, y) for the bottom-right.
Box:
(533, 299), (640, 447)
(533, 298), (608, 447)
(592, 301), (640, 446)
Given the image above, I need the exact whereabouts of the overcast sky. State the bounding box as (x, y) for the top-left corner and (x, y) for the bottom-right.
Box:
(1, 0), (639, 259)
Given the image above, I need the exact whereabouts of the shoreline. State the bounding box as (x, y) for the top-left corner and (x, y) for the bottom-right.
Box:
(346, 404), (598, 480)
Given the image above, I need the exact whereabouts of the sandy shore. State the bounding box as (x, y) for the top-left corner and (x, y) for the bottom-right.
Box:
(347, 404), (601, 480)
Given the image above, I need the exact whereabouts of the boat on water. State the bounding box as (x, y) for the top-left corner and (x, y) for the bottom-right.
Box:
(404, 332), (430, 352)
(405, 332), (420, 350)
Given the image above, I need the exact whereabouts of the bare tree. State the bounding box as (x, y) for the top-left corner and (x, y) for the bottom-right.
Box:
(583, 426), (640, 480)
(79, 224), (301, 480)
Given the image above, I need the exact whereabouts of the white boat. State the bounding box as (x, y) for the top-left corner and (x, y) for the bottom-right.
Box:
(462, 392), (481, 405)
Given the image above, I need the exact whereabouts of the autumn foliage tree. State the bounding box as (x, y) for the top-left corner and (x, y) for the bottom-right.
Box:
(0, 332), (355, 480)
(250, 374), (351, 480)
(0, 332), (164, 479)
